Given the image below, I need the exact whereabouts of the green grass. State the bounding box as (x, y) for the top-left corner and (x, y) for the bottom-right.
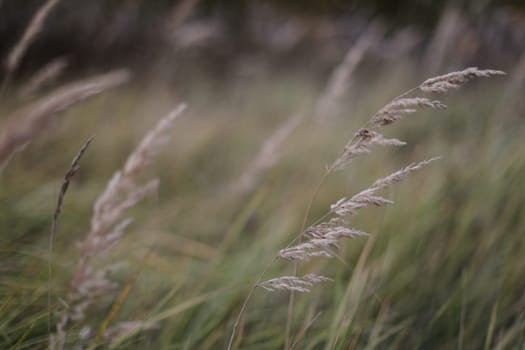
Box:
(1, 65), (523, 349)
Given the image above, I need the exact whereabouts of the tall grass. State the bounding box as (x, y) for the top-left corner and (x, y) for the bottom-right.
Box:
(1, 62), (525, 349)
(226, 67), (505, 349)
(0, 28), (522, 349)
(50, 104), (186, 349)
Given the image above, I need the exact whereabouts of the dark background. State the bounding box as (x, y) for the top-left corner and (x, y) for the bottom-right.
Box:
(0, 0), (523, 80)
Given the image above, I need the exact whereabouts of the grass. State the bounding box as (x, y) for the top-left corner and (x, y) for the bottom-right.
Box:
(1, 62), (524, 349)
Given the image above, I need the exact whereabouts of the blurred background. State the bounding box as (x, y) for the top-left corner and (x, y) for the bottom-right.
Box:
(0, 0), (523, 79)
(1, 0), (524, 349)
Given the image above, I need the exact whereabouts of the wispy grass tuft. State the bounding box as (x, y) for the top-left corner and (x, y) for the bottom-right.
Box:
(50, 104), (187, 350)
(3, 0), (62, 90)
(0, 70), (130, 165)
(20, 57), (69, 98)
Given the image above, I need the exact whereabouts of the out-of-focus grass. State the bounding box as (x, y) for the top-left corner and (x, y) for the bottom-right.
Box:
(0, 64), (524, 349)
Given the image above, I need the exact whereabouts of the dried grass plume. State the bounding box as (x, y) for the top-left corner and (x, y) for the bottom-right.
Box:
(4, 0), (61, 77)
(0, 69), (130, 164)
(50, 104), (187, 350)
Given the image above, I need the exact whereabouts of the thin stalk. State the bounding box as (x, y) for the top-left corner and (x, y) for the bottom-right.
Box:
(226, 260), (276, 350)
(284, 263), (298, 349)
(285, 167), (332, 349)
(48, 137), (93, 341)
(48, 216), (57, 336)
(227, 211), (331, 350)
(301, 168), (333, 232)
(283, 86), (418, 348)
(290, 312), (323, 350)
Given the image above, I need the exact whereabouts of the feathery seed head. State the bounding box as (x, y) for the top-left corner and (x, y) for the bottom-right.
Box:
(331, 157), (439, 216)
(305, 218), (369, 240)
(331, 129), (406, 170)
(278, 238), (338, 261)
(259, 274), (333, 293)
(420, 67), (505, 93)
(372, 97), (447, 126)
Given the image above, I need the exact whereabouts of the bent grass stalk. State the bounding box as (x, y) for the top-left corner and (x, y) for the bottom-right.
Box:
(2, 0), (61, 93)
(227, 67), (505, 349)
(283, 67), (504, 347)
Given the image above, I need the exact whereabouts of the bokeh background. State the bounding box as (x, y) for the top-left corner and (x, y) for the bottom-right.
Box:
(1, 0), (524, 349)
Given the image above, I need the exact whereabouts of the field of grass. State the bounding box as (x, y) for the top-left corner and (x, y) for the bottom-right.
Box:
(1, 61), (524, 349)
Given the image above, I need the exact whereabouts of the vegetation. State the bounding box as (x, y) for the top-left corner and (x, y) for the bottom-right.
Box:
(0, 1), (524, 349)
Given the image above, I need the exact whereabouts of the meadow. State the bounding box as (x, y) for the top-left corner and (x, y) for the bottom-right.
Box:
(0, 3), (524, 348)
(1, 56), (524, 349)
